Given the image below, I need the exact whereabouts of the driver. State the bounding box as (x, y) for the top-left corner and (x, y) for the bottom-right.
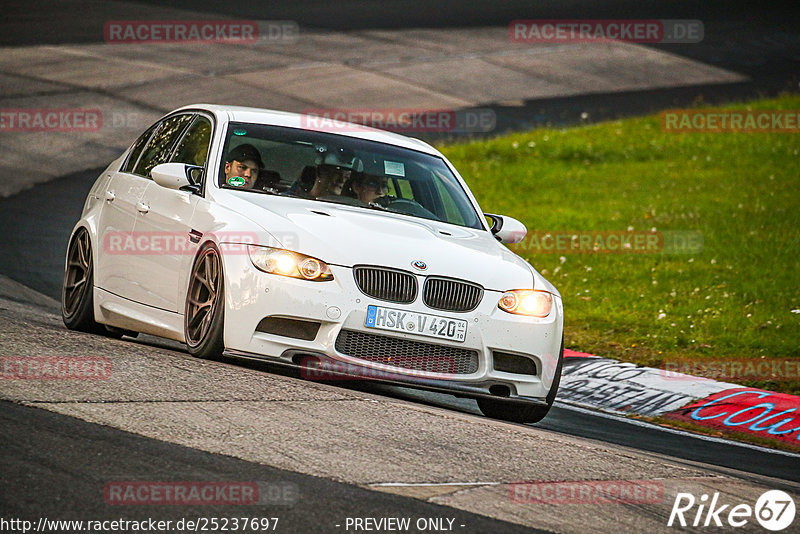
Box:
(352, 173), (389, 204)
(223, 144), (264, 189)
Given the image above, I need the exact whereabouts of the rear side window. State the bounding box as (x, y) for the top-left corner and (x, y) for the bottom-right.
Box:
(122, 123), (157, 173)
(133, 114), (194, 178)
(171, 115), (213, 167)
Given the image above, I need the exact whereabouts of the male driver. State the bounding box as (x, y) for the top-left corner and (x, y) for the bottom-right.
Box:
(223, 144), (264, 188)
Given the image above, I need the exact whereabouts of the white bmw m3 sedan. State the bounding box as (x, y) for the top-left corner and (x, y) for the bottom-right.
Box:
(62, 104), (564, 423)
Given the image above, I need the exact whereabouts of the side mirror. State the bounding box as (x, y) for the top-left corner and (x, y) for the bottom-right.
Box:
(485, 213), (527, 244)
(151, 163), (202, 193)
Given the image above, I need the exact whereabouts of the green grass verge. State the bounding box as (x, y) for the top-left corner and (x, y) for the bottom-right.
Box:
(439, 95), (800, 394)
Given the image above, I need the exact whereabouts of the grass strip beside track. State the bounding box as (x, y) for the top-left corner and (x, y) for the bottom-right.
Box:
(439, 94), (800, 395)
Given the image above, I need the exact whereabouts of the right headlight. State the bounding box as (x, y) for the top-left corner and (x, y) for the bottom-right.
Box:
(247, 245), (334, 282)
(498, 289), (553, 317)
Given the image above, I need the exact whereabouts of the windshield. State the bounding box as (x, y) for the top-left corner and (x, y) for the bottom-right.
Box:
(218, 122), (484, 229)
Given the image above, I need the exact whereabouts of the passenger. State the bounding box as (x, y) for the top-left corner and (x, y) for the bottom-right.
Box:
(284, 166), (319, 198)
(311, 163), (348, 197)
(351, 174), (389, 204)
(287, 148), (362, 199)
(223, 144), (264, 189)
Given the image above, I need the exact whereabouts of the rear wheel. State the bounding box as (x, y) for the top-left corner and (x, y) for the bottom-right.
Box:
(184, 243), (225, 360)
(478, 336), (564, 424)
(62, 228), (128, 339)
(62, 228), (102, 333)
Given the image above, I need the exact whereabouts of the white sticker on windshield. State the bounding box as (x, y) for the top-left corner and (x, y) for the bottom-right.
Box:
(384, 161), (405, 177)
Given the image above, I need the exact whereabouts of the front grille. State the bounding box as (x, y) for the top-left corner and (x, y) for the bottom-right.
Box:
(353, 266), (417, 304)
(335, 329), (479, 374)
(423, 277), (483, 312)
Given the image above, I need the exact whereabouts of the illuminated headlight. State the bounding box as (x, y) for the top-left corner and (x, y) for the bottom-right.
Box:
(247, 246), (333, 281)
(498, 290), (553, 317)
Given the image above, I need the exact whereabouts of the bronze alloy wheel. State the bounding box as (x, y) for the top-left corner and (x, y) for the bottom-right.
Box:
(62, 228), (92, 319)
(185, 246), (222, 348)
(62, 227), (126, 339)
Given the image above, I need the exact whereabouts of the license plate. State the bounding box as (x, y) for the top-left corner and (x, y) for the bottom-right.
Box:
(365, 305), (467, 342)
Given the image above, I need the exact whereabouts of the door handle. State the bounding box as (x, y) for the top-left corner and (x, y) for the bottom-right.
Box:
(104, 191), (115, 202)
(136, 202), (150, 214)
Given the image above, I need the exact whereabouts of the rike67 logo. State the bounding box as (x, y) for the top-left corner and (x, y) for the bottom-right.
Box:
(668, 490), (795, 531)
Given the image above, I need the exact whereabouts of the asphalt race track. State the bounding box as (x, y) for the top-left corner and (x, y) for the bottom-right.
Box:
(1, 169), (799, 484)
(2, 2), (799, 533)
(1, 401), (544, 533)
(2, 136), (799, 534)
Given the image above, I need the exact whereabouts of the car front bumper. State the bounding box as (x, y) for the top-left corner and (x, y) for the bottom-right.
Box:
(220, 246), (563, 401)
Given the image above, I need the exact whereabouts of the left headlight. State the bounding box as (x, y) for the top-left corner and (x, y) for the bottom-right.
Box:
(247, 245), (334, 282)
(498, 289), (552, 317)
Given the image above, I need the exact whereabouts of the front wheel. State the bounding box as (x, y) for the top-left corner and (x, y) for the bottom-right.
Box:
(184, 243), (225, 360)
(477, 336), (564, 424)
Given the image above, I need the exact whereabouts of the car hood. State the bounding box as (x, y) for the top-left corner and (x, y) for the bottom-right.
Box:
(234, 195), (555, 293)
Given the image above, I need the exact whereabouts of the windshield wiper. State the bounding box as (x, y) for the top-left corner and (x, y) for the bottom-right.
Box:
(221, 185), (280, 196)
(307, 197), (388, 211)
(256, 187), (281, 196)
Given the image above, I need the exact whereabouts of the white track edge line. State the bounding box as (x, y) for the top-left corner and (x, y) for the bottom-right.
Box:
(556, 402), (800, 458)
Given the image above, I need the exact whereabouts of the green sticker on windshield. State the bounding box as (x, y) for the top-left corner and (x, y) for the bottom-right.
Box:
(233, 128), (247, 136)
(227, 176), (246, 187)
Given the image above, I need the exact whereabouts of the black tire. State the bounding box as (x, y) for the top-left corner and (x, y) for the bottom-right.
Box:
(478, 336), (564, 424)
(184, 243), (225, 360)
(62, 228), (103, 333)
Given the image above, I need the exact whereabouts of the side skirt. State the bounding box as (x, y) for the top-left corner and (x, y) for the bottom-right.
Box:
(94, 287), (185, 342)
